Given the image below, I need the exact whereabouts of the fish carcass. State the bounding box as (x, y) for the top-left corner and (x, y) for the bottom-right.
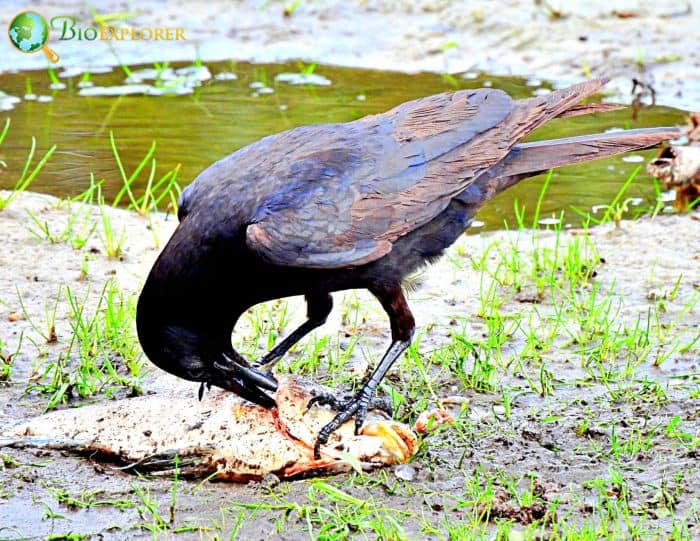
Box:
(1, 376), (417, 481)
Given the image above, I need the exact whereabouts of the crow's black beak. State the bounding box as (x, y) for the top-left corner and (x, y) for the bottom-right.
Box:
(234, 360), (278, 391)
(209, 354), (278, 409)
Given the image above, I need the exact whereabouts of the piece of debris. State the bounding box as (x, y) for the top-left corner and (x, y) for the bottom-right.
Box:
(414, 408), (454, 434)
(647, 288), (665, 301)
(686, 112), (700, 143)
(647, 113), (700, 211)
(394, 463), (416, 481)
(631, 78), (657, 120)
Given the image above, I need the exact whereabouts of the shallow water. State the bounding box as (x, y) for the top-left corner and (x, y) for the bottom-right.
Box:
(0, 60), (686, 229)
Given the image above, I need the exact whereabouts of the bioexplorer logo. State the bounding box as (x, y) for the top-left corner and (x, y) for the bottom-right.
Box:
(51, 16), (186, 42)
(8, 11), (186, 63)
(8, 11), (59, 63)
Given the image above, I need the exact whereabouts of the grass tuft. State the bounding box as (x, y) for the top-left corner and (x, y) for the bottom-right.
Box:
(0, 119), (57, 211)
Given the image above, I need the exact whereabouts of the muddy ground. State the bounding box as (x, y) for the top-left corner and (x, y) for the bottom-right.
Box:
(0, 0), (698, 110)
(0, 191), (698, 539)
(0, 1), (699, 539)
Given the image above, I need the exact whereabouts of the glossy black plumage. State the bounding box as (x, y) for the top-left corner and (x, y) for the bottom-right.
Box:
(136, 79), (679, 454)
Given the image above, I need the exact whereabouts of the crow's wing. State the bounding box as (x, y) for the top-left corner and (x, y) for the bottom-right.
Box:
(245, 80), (607, 268)
(245, 145), (395, 268)
(245, 89), (512, 268)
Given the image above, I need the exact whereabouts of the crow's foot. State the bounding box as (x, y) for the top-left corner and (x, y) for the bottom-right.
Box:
(308, 389), (393, 459)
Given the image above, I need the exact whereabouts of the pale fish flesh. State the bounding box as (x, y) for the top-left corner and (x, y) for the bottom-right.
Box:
(0, 376), (417, 481)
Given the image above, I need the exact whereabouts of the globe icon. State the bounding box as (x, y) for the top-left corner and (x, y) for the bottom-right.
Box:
(8, 11), (59, 63)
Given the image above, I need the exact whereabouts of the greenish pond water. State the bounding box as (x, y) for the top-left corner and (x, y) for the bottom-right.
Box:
(0, 60), (686, 229)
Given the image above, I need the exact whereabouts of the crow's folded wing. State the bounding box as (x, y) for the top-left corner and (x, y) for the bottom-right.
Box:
(245, 80), (606, 268)
(245, 89), (514, 268)
(244, 146), (395, 268)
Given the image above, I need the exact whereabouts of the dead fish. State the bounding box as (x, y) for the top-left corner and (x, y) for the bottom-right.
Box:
(0, 376), (417, 481)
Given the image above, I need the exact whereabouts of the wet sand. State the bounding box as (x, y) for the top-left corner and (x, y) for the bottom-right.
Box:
(0, 191), (698, 538)
(0, 1), (698, 537)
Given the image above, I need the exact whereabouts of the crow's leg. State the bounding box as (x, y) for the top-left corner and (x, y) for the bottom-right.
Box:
(254, 293), (333, 371)
(310, 283), (415, 458)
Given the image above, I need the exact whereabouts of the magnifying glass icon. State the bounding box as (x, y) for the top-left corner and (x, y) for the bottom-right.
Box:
(8, 11), (60, 63)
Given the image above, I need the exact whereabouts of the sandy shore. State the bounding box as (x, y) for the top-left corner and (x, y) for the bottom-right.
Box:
(1, 0), (698, 110)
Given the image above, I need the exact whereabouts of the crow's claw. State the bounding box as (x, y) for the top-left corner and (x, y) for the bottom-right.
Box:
(308, 390), (393, 459)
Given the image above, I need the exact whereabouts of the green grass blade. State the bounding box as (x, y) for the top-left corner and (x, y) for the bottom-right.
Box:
(601, 165), (642, 224)
(532, 169), (553, 229)
(0, 118), (10, 147)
